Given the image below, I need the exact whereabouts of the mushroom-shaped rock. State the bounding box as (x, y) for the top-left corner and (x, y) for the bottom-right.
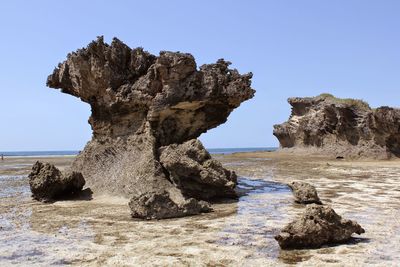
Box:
(46, 37), (254, 219)
(288, 181), (322, 204)
(29, 161), (85, 202)
(159, 139), (237, 200)
(273, 94), (400, 159)
(275, 204), (365, 249)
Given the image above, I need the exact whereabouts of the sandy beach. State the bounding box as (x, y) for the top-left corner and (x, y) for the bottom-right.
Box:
(0, 152), (399, 266)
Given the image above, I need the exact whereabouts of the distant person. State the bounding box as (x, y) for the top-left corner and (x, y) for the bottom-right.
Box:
(1, 154), (3, 161)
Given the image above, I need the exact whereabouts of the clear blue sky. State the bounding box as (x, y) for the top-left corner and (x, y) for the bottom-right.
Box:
(0, 1), (399, 151)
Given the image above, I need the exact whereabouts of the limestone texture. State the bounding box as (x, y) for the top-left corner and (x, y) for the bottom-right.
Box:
(29, 161), (85, 202)
(288, 181), (322, 205)
(129, 191), (211, 220)
(159, 139), (237, 200)
(275, 204), (365, 249)
(273, 94), (400, 159)
(46, 37), (254, 219)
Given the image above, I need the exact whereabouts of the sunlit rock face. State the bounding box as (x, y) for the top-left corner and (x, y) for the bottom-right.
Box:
(273, 94), (400, 159)
(275, 204), (365, 249)
(47, 37), (254, 219)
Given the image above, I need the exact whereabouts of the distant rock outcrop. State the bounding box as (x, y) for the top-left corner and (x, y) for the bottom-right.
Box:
(273, 94), (400, 159)
(288, 181), (322, 205)
(29, 161), (85, 202)
(46, 37), (254, 219)
(275, 204), (365, 249)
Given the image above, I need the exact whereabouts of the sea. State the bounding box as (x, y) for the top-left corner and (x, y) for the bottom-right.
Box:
(0, 147), (277, 157)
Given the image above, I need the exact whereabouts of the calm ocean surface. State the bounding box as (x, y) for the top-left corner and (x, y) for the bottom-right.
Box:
(0, 147), (277, 157)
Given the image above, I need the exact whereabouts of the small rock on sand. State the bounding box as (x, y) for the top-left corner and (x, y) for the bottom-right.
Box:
(29, 161), (85, 202)
(275, 204), (365, 249)
(288, 181), (322, 205)
(129, 191), (211, 220)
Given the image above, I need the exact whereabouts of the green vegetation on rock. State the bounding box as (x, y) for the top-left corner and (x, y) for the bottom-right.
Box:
(317, 93), (371, 110)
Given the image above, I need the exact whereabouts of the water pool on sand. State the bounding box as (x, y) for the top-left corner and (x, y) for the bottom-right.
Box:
(0, 154), (399, 266)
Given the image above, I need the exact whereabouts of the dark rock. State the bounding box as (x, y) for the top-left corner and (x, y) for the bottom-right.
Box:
(275, 204), (365, 249)
(288, 181), (322, 205)
(128, 191), (211, 220)
(273, 94), (400, 159)
(29, 161), (85, 202)
(46, 37), (254, 219)
(159, 139), (237, 200)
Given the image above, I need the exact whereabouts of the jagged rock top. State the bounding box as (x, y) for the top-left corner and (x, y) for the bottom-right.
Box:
(47, 37), (255, 144)
(273, 94), (400, 159)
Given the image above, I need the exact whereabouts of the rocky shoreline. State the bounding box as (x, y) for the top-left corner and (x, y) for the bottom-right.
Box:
(23, 38), (398, 257)
(2, 153), (399, 265)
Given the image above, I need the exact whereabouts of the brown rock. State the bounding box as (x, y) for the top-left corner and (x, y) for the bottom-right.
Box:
(275, 204), (365, 249)
(159, 139), (237, 200)
(129, 191), (211, 220)
(273, 94), (400, 159)
(29, 161), (85, 202)
(288, 181), (322, 205)
(46, 37), (254, 219)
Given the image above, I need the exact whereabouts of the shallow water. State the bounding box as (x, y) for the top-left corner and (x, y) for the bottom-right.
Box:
(0, 155), (399, 266)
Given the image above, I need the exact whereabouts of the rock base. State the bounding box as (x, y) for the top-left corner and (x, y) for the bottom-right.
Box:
(129, 191), (211, 220)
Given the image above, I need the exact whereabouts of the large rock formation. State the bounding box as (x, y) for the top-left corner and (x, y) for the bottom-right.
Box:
(273, 94), (400, 159)
(29, 161), (85, 202)
(275, 204), (365, 249)
(46, 37), (254, 219)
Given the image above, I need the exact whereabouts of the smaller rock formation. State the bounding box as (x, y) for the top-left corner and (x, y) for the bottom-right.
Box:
(275, 204), (365, 249)
(288, 181), (322, 205)
(129, 191), (211, 220)
(159, 139), (237, 200)
(273, 94), (400, 159)
(29, 161), (85, 202)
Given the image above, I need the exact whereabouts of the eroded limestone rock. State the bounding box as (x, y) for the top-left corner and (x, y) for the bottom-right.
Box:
(273, 94), (400, 159)
(159, 139), (237, 200)
(29, 161), (85, 202)
(129, 191), (211, 220)
(275, 204), (365, 249)
(288, 181), (322, 205)
(46, 37), (254, 219)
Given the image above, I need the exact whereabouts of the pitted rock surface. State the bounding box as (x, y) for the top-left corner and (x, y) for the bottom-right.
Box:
(288, 181), (322, 205)
(46, 37), (254, 218)
(273, 94), (400, 159)
(129, 191), (211, 220)
(275, 204), (365, 249)
(29, 161), (85, 202)
(159, 139), (237, 200)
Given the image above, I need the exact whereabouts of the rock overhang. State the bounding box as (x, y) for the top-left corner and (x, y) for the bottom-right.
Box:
(43, 36), (255, 219)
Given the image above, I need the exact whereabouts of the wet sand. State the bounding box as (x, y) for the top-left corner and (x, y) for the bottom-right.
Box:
(1, 153), (399, 266)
